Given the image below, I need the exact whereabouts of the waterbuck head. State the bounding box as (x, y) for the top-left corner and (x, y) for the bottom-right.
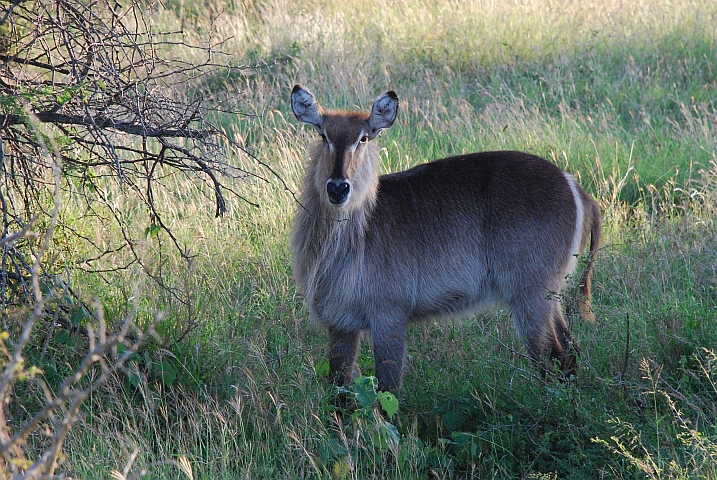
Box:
(291, 85), (398, 210)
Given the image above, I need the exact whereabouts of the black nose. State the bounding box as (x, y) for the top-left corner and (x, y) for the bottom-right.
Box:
(327, 179), (350, 204)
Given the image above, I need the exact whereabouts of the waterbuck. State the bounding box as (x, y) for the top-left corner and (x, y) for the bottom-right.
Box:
(290, 84), (601, 393)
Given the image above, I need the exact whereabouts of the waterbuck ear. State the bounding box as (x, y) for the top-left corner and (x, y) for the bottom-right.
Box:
(368, 91), (398, 135)
(291, 84), (324, 130)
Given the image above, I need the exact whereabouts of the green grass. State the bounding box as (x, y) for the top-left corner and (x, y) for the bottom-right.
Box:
(8, 0), (717, 478)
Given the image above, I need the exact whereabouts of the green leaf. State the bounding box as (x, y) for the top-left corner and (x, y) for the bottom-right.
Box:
(39, 278), (54, 296)
(55, 89), (73, 105)
(127, 361), (142, 388)
(352, 376), (378, 407)
(382, 421), (401, 446)
(450, 432), (480, 460)
(154, 360), (177, 386)
(322, 438), (348, 458)
(70, 306), (88, 326)
(144, 223), (162, 238)
(377, 391), (399, 420)
(116, 343), (137, 361)
(55, 330), (71, 345)
(333, 460), (351, 480)
(442, 410), (467, 431)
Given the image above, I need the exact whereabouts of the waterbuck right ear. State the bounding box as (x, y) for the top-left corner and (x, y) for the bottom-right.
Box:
(291, 85), (324, 130)
(368, 91), (398, 135)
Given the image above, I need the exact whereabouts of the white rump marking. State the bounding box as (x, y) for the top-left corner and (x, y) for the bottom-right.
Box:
(563, 172), (584, 279)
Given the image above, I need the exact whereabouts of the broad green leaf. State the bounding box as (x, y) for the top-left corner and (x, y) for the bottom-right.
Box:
(70, 306), (88, 326)
(377, 391), (399, 420)
(155, 360), (177, 386)
(55, 330), (71, 345)
(352, 376), (377, 407)
(382, 421), (401, 446)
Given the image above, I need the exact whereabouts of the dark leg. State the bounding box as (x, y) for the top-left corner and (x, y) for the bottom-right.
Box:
(513, 293), (577, 379)
(328, 327), (362, 387)
(551, 309), (580, 378)
(371, 320), (407, 394)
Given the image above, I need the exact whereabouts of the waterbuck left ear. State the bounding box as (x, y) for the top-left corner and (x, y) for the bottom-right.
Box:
(291, 84), (324, 130)
(368, 91), (398, 135)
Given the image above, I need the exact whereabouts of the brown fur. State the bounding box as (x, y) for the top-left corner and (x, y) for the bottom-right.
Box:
(290, 85), (601, 392)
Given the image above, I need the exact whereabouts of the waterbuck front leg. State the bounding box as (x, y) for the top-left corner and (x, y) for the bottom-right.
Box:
(370, 318), (407, 393)
(328, 327), (362, 387)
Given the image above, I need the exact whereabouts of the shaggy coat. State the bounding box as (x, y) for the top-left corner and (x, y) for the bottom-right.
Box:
(290, 85), (601, 393)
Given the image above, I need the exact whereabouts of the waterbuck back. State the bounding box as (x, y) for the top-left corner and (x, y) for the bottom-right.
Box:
(290, 85), (601, 393)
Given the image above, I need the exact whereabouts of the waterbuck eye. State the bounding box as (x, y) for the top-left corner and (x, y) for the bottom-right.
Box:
(360, 135), (369, 143)
(319, 133), (327, 142)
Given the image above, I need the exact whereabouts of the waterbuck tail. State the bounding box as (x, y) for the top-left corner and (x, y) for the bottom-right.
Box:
(577, 198), (601, 322)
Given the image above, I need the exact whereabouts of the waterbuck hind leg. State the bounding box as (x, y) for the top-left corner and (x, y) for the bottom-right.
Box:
(371, 322), (407, 394)
(514, 294), (579, 380)
(328, 327), (362, 387)
(550, 310), (580, 379)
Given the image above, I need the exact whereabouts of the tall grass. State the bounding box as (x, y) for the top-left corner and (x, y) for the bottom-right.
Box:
(14, 0), (717, 478)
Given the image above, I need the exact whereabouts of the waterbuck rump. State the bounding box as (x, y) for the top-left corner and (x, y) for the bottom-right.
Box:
(290, 84), (601, 393)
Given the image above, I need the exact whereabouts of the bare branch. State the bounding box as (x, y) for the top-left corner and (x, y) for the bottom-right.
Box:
(0, 0), (265, 267)
(0, 0), (286, 475)
(0, 112), (215, 138)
